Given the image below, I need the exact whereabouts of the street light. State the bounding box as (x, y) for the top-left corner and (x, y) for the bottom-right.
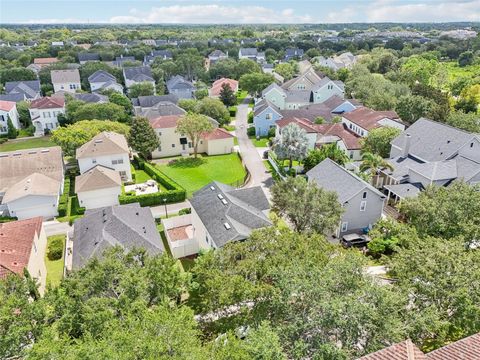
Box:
(163, 198), (168, 219)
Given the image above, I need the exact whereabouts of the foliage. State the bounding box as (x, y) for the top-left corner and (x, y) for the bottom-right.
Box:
(66, 101), (130, 123)
(176, 113), (214, 158)
(108, 92), (133, 114)
(178, 98), (230, 126)
(219, 82), (236, 107)
(247, 126), (255, 137)
(395, 94), (434, 124)
(272, 123), (308, 170)
(239, 73), (275, 96)
(47, 236), (64, 261)
(360, 152), (394, 177)
(51, 120), (129, 156)
(6, 116), (18, 139)
(0, 66), (37, 84)
(303, 144), (350, 172)
(128, 82), (155, 98)
(128, 116), (160, 158)
(367, 218), (418, 256)
(271, 176), (343, 234)
(79, 62), (123, 89)
(16, 100), (31, 127)
(361, 127), (401, 158)
(411, 83), (450, 121)
(458, 51), (474, 67)
(445, 111), (480, 133)
(274, 62), (296, 80)
(234, 58), (262, 79)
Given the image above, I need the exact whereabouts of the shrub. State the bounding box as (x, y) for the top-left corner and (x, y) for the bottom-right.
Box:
(247, 112), (254, 124)
(268, 127), (276, 138)
(119, 189), (186, 206)
(0, 138), (7, 144)
(229, 106), (237, 117)
(179, 208), (191, 215)
(70, 196), (85, 216)
(58, 177), (70, 217)
(0, 216), (17, 223)
(47, 237), (64, 261)
(247, 127), (256, 136)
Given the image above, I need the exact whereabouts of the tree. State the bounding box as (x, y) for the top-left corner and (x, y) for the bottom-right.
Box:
(128, 117), (160, 159)
(68, 102), (130, 123)
(361, 127), (401, 158)
(16, 101), (31, 128)
(303, 144), (350, 172)
(395, 94), (433, 124)
(219, 83), (236, 107)
(272, 123), (308, 170)
(367, 219), (418, 256)
(176, 113), (214, 158)
(128, 82), (155, 98)
(445, 111), (480, 133)
(235, 58), (262, 79)
(108, 92), (133, 114)
(0, 67), (36, 84)
(51, 120), (130, 156)
(239, 73), (275, 96)
(195, 98), (230, 126)
(360, 152), (393, 184)
(274, 62), (295, 80)
(209, 58), (237, 80)
(6, 116), (18, 139)
(271, 177), (343, 234)
(458, 51), (474, 67)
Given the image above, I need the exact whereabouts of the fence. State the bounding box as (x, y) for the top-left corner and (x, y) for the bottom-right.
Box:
(267, 152), (287, 181)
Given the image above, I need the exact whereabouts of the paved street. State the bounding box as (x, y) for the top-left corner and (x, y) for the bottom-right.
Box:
(235, 97), (273, 197)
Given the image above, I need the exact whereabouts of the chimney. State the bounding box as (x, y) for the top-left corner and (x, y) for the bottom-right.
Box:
(402, 134), (411, 157)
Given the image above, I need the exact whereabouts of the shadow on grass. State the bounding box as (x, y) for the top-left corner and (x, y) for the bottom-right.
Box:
(168, 157), (206, 168)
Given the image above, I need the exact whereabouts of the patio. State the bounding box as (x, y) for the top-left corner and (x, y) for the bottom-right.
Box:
(124, 180), (159, 196)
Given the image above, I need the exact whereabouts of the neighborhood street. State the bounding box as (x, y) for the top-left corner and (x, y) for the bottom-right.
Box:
(44, 220), (72, 236)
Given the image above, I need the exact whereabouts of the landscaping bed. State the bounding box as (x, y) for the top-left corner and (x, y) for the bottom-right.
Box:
(45, 235), (66, 287)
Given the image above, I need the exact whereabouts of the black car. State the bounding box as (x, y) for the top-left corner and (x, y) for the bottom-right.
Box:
(340, 233), (371, 249)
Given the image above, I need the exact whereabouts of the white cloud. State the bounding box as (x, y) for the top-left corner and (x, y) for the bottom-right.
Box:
(109, 4), (313, 24)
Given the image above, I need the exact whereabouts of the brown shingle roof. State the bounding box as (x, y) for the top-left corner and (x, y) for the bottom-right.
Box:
(201, 128), (234, 140)
(357, 339), (427, 360)
(427, 333), (480, 360)
(75, 165), (122, 193)
(315, 123), (362, 150)
(30, 96), (65, 109)
(33, 57), (58, 65)
(276, 117), (318, 133)
(149, 115), (182, 129)
(0, 217), (43, 279)
(50, 69), (80, 84)
(343, 107), (400, 130)
(76, 132), (129, 159)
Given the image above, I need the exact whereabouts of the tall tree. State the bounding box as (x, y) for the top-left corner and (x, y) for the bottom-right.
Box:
(395, 94), (433, 124)
(239, 73), (275, 96)
(176, 113), (214, 158)
(303, 143), (350, 172)
(272, 123), (309, 170)
(0, 67), (37, 84)
(128, 117), (160, 159)
(361, 127), (401, 158)
(271, 176), (343, 234)
(219, 83), (236, 107)
(16, 101), (31, 128)
(360, 152), (393, 178)
(6, 116), (18, 139)
(128, 82), (155, 98)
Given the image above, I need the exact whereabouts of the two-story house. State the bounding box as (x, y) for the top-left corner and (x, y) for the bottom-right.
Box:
(253, 98), (283, 136)
(76, 132), (132, 182)
(123, 66), (155, 90)
(29, 97), (65, 136)
(207, 50), (228, 65)
(341, 107), (405, 138)
(51, 69), (81, 94)
(143, 50), (173, 65)
(88, 70), (124, 93)
(77, 52), (100, 64)
(307, 158), (385, 236)
(3, 80), (41, 101)
(284, 48), (304, 61)
(311, 77), (345, 104)
(166, 75), (195, 100)
(0, 101), (20, 135)
(238, 48), (265, 63)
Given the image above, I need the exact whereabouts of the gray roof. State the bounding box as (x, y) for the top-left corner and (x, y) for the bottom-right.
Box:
(5, 80), (41, 99)
(132, 94), (179, 108)
(384, 183), (422, 199)
(72, 203), (164, 269)
(408, 160), (458, 181)
(253, 98), (282, 117)
(391, 118), (477, 162)
(113, 56), (136, 66)
(285, 90), (311, 104)
(73, 93), (109, 103)
(312, 76), (345, 92)
(124, 66), (154, 82)
(384, 156), (422, 182)
(139, 101), (186, 119)
(280, 96), (361, 122)
(166, 75), (194, 91)
(261, 82), (285, 98)
(285, 48), (304, 58)
(239, 48), (258, 56)
(0, 93), (26, 102)
(78, 53), (100, 62)
(307, 158), (385, 203)
(190, 182), (271, 248)
(144, 50), (173, 64)
(209, 50), (226, 58)
(88, 70), (116, 84)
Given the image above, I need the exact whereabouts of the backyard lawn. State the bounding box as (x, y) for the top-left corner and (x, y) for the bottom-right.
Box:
(45, 235), (65, 287)
(135, 170), (152, 183)
(0, 136), (56, 152)
(155, 153), (246, 197)
(249, 135), (270, 147)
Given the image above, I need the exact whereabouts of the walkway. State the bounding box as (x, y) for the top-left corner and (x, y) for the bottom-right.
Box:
(235, 97), (273, 197)
(150, 200), (191, 218)
(43, 220), (72, 237)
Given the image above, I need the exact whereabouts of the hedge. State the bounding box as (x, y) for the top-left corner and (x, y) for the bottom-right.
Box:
(47, 237), (64, 261)
(0, 216), (17, 223)
(143, 162), (183, 191)
(58, 177), (70, 217)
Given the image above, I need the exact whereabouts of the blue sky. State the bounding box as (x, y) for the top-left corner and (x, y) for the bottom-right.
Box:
(1, 0), (479, 24)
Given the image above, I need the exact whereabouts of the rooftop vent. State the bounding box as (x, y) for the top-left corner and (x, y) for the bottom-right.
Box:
(41, 149), (49, 153)
(210, 186), (216, 191)
(224, 222), (231, 230)
(94, 140), (103, 144)
(217, 194), (224, 199)
(221, 199), (228, 205)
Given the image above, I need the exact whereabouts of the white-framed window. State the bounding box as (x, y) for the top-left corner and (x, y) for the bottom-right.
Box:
(265, 113), (272, 120)
(360, 201), (367, 212)
(341, 222), (348, 232)
(362, 191), (367, 199)
(69, 84), (76, 89)
(158, 145), (162, 151)
(43, 111), (51, 118)
(172, 144), (175, 148)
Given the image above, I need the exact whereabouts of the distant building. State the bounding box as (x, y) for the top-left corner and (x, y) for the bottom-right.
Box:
(143, 50), (173, 65)
(77, 52), (100, 64)
(33, 57), (58, 68)
(123, 66), (155, 90)
(4, 80), (41, 101)
(51, 69), (81, 94)
(238, 48), (265, 64)
(166, 75), (195, 100)
(88, 70), (124, 94)
(284, 48), (304, 61)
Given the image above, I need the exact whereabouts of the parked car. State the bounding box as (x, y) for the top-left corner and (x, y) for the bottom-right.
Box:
(340, 233), (371, 249)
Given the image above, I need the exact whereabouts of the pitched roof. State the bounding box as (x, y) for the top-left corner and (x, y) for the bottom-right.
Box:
(210, 78), (238, 96)
(282, 70), (323, 90)
(0, 100), (15, 112)
(276, 117), (318, 133)
(262, 82), (285, 98)
(75, 165), (122, 193)
(3, 172), (61, 203)
(123, 66), (154, 82)
(78, 52), (100, 62)
(343, 107), (401, 130)
(426, 332), (480, 359)
(285, 90), (312, 104)
(357, 339), (427, 360)
(315, 123), (362, 150)
(201, 128), (234, 140)
(50, 69), (80, 84)
(76, 132), (129, 159)
(88, 70), (116, 83)
(0, 93), (26, 102)
(133, 94), (179, 108)
(30, 97), (65, 109)
(73, 93), (108, 103)
(209, 50), (227, 58)
(72, 203), (164, 269)
(140, 101), (186, 120)
(166, 75), (194, 91)
(0, 217), (43, 279)
(0, 147), (64, 194)
(307, 158), (385, 203)
(391, 118), (478, 162)
(190, 182), (271, 248)
(33, 57), (58, 65)
(5, 80), (41, 99)
(150, 115), (182, 129)
(239, 48), (258, 56)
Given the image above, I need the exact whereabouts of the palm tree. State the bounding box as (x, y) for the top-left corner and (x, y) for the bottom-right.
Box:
(319, 143), (350, 166)
(273, 123), (309, 170)
(360, 152), (394, 187)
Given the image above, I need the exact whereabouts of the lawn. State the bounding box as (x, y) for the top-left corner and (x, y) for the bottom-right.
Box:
(135, 170), (152, 183)
(45, 235), (65, 287)
(0, 136), (56, 152)
(156, 153), (247, 197)
(236, 90), (248, 104)
(249, 135), (270, 147)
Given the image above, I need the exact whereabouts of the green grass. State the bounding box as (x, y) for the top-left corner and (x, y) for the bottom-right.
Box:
(223, 124), (236, 132)
(135, 170), (152, 184)
(0, 136), (55, 152)
(233, 137), (238, 146)
(45, 235), (65, 287)
(156, 153), (247, 197)
(249, 136), (270, 147)
(236, 90), (248, 104)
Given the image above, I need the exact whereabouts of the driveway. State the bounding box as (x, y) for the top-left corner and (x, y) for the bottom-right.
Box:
(235, 97), (273, 197)
(43, 220), (72, 237)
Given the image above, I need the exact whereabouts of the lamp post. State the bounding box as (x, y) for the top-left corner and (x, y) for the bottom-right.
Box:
(163, 198), (168, 219)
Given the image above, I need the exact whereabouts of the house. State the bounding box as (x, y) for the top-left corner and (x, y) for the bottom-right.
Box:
(143, 50), (173, 65)
(123, 66), (155, 90)
(358, 331), (480, 360)
(209, 78), (238, 97)
(72, 93), (109, 104)
(77, 52), (100, 64)
(66, 203), (164, 270)
(0, 217), (48, 294)
(284, 48), (304, 61)
(342, 107), (405, 137)
(0, 147), (64, 220)
(138, 101), (185, 120)
(253, 98), (283, 136)
(166, 75), (195, 100)
(76, 132), (132, 182)
(238, 48), (265, 63)
(379, 118), (480, 200)
(33, 57), (58, 68)
(163, 182), (271, 258)
(150, 115), (234, 158)
(4, 80), (41, 100)
(112, 55), (136, 67)
(311, 77), (345, 104)
(88, 70), (123, 94)
(208, 50), (228, 65)
(0, 93), (26, 103)
(132, 94), (179, 112)
(75, 165), (122, 210)
(51, 41), (64, 47)
(281, 69), (323, 92)
(26, 63), (42, 75)
(316, 52), (358, 71)
(29, 97), (65, 136)
(307, 159), (385, 236)
(51, 69), (81, 94)
(0, 101), (20, 135)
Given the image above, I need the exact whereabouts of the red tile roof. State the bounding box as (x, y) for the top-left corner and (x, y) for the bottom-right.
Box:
(343, 107), (401, 130)
(0, 100), (16, 112)
(315, 123), (362, 150)
(426, 332), (480, 360)
(276, 117), (318, 133)
(201, 127), (234, 140)
(150, 115), (182, 129)
(33, 57), (58, 65)
(30, 97), (65, 109)
(0, 217), (43, 279)
(357, 339), (427, 360)
(210, 78), (239, 96)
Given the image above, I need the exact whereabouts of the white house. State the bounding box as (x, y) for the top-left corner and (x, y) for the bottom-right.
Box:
(88, 70), (124, 93)
(341, 107), (405, 138)
(76, 132), (132, 182)
(123, 66), (155, 90)
(51, 69), (81, 94)
(29, 97), (65, 136)
(0, 100), (20, 135)
(75, 165), (122, 210)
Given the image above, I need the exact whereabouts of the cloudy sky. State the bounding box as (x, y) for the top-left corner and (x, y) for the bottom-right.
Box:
(1, 0), (479, 24)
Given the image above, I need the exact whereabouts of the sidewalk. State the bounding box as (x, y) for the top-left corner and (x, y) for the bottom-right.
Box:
(150, 200), (191, 218)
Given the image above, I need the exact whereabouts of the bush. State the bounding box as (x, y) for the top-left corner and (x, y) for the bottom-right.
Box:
(0, 216), (17, 223)
(229, 106), (237, 118)
(179, 208), (191, 215)
(70, 196), (85, 216)
(58, 177), (70, 217)
(0, 138), (7, 145)
(267, 127), (276, 138)
(47, 237), (64, 261)
(247, 127), (256, 136)
(247, 112), (254, 124)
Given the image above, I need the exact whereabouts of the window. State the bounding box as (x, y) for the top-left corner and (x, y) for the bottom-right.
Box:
(360, 201), (367, 212)
(158, 131), (162, 136)
(341, 222), (348, 232)
(172, 144), (175, 148)
(188, 142), (192, 148)
(471, 142), (474, 148)
(44, 111), (51, 118)
(69, 84), (76, 90)
(362, 191), (367, 199)
(265, 113), (272, 120)
(92, 159), (97, 164)
(350, 151), (354, 159)
(112, 159), (124, 165)
(0, 115), (4, 121)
